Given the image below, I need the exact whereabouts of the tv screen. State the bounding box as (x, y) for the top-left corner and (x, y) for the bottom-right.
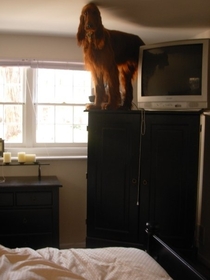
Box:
(142, 44), (202, 97)
(137, 39), (210, 111)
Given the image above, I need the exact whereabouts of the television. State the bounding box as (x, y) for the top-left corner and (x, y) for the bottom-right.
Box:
(137, 39), (210, 111)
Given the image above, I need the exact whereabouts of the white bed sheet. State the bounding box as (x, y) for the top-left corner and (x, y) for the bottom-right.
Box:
(0, 245), (173, 280)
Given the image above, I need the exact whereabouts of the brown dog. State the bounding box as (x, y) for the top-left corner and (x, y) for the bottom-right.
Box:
(77, 2), (144, 110)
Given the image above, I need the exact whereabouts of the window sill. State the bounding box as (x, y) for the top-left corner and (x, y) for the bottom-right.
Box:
(5, 147), (88, 159)
(37, 155), (87, 160)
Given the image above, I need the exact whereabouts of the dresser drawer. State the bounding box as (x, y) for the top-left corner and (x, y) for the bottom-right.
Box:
(0, 233), (54, 249)
(0, 209), (52, 234)
(16, 191), (52, 206)
(0, 176), (60, 249)
(0, 193), (13, 206)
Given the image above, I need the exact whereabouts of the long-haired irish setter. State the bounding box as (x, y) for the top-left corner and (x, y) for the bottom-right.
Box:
(77, 2), (144, 110)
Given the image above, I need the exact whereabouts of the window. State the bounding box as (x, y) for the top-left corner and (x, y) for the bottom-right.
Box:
(0, 61), (91, 157)
(0, 67), (24, 143)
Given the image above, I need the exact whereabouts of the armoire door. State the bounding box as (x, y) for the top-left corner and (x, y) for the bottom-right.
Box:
(86, 111), (143, 248)
(140, 112), (200, 249)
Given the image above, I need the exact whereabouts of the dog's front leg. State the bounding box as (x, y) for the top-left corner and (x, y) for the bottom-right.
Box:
(103, 65), (121, 110)
(86, 73), (106, 110)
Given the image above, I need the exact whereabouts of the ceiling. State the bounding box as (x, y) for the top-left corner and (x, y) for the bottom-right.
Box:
(0, 0), (210, 44)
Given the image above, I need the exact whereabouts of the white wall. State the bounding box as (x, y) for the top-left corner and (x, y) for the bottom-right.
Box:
(0, 34), (83, 62)
(194, 30), (210, 40)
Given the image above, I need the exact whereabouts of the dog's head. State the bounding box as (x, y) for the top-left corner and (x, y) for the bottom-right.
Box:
(77, 2), (104, 46)
(81, 2), (102, 33)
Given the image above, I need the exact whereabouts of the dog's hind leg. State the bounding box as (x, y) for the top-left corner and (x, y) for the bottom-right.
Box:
(119, 62), (139, 110)
(120, 70), (133, 110)
(124, 78), (133, 110)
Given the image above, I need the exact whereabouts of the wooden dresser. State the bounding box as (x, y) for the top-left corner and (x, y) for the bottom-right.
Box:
(0, 176), (61, 249)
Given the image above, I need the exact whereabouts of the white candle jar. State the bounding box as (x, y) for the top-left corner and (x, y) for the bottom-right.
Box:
(25, 154), (36, 163)
(3, 152), (11, 163)
(18, 152), (26, 163)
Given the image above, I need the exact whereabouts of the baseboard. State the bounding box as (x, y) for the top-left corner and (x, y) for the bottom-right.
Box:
(59, 242), (86, 249)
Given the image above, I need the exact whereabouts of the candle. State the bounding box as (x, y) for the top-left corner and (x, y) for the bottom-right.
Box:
(18, 152), (25, 163)
(3, 152), (11, 163)
(25, 154), (36, 163)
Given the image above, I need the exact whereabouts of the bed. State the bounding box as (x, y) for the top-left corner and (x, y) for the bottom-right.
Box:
(0, 226), (207, 280)
(0, 244), (172, 280)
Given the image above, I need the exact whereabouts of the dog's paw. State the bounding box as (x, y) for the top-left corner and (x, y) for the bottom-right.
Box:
(101, 103), (120, 110)
(85, 103), (101, 110)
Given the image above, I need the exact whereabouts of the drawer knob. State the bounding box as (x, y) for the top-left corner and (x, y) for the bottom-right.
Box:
(132, 178), (137, 184)
(143, 180), (148, 186)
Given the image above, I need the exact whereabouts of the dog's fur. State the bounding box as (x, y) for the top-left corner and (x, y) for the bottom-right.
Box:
(77, 2), (144, 110)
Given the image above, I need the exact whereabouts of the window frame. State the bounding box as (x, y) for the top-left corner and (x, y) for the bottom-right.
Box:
(0, 60), (90, 158)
